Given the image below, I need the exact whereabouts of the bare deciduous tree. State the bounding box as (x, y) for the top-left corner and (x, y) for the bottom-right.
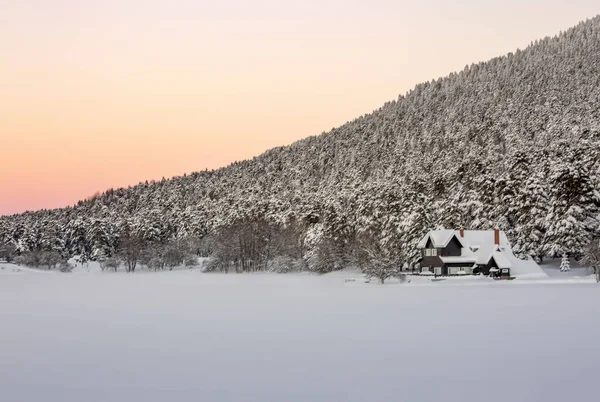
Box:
(208, 219), (295, 273)
(582, 239), (600, 283)
(117, 230), (144, 273)
(100, 257), (120, 272)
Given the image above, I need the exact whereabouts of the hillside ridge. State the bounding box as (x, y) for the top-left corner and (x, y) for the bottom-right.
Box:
(1, 16), (599, 272)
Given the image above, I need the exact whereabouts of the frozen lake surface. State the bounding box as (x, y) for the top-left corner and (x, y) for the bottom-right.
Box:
(1, 267), (599, 402)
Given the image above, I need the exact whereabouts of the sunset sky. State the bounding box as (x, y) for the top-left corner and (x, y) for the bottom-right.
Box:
(1, 0), (598, 215)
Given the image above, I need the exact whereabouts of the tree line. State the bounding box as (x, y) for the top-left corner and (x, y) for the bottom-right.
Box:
(2, 17), (600, 281)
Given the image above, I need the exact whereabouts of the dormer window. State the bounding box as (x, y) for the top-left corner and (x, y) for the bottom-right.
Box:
(425, 248), (438, 257)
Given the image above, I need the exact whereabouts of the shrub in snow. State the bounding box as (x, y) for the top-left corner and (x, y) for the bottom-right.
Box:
(164, 246), (185, 270)
(140, 244), (192, 271)
(16, 253), (36, 267)
(268, 256), (304, 273)
(203, 258), (231, 273)
(0, 242), (16, 263)
(12, 251), (62, 268)
(40, 251), (63, 270)
(147, 257), (165, 272)
(100, 257), (120, 272)
(184, 255), (199, 268)
(59, 261), (74, 273)
(13, 255), (28, 267)
(560, 254), (571, 272)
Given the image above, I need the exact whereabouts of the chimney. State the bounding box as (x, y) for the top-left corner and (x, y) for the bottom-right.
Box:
(494, 228), (500, 245)
(459, 228), (464, 238)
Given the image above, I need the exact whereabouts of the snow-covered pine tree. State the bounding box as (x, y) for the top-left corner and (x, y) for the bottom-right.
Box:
(560, 254), (571, 272)
(543, 141), (597, 258)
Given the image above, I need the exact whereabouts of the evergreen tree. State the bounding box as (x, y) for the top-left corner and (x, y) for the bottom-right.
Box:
(560, 254), (571, 272)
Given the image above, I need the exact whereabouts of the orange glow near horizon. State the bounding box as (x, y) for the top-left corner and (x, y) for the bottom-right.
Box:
(1, 0), (599, 215)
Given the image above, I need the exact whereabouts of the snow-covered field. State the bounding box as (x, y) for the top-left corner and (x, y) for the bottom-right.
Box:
(1, 263), (599, 402)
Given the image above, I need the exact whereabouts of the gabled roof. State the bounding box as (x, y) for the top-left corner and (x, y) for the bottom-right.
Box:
(490, 250), (512, 269)
(417, 229), (509, 250)
(417, 229), (466, 249)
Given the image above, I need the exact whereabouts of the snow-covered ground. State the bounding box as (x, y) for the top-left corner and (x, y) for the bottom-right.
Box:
(0, 262), (599, 402)
(539, 257), (593, 278)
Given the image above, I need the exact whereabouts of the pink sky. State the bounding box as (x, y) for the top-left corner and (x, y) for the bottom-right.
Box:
(1, 0), (598, 215)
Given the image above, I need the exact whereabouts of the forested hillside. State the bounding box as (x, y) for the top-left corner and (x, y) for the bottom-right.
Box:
(2, 16), (600, 272)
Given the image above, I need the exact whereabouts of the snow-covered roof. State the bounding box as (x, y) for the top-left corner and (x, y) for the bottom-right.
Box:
(418, 229), (508, 249)
(508, 256), (546, 278)
(439, 256), (476, 264)
(490, 251), (512, 269)
(418, 229), (515, 269)
(417, 229), (465, 249)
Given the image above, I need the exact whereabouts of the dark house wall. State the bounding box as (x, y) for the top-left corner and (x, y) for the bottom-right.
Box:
(421, 238), (442, 269)
(483, 257), (511, 277)
(421, 255), (443, 269)
(480, 258), (496, 275)
(440, 236), (462, 257)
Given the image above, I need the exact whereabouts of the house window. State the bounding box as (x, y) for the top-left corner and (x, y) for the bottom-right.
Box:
(434, 267), (442, 276)
(425, 248), (438, 257)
